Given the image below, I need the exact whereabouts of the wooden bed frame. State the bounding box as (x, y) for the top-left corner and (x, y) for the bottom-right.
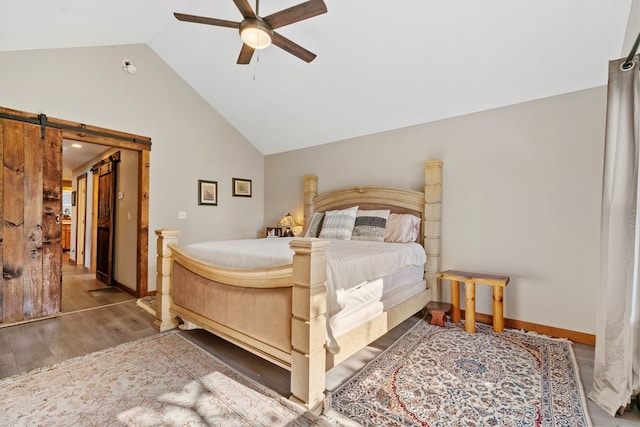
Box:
(153, 159), (443, 413)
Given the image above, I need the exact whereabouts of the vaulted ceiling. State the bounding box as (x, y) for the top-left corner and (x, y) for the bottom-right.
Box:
(1, 1), (636, 154)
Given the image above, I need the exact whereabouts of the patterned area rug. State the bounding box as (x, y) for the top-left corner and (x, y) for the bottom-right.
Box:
(0, 332), (332, 426)
(136, 295), (156, 315)
(328, 321), (592, 426)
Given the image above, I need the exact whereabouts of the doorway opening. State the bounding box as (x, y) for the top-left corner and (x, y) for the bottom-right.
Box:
(62, 141), (142, 312)
(58, 118), (151, 306)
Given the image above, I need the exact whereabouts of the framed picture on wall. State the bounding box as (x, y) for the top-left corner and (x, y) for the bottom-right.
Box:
(232, 178), (252, 197)
(198, 180), (218, 206)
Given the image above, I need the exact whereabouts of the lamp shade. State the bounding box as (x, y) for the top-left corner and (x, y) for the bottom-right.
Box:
(278, 213), (296, 228)
(278, 213), (297, 237)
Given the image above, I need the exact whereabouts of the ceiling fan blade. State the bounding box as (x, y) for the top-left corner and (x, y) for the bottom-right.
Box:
(174, 13), (239, 29)
(232, 0), (256, 19)
(263, 0), (327, 30)
(271, 32), (317, 63)
(237, 44), (255, 64)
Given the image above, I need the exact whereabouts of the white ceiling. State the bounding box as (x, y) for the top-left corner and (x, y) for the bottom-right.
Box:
(2, 1), (636, 155)
(62, 140), (111, 181)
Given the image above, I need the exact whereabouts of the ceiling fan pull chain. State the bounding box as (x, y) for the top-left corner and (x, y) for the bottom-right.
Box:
(253, 52), (260, 81)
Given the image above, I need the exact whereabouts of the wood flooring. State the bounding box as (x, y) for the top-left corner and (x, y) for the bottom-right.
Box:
(0, 297), (638, 426)
(0, 300), (157, 378)
(61, 252), (135, 313)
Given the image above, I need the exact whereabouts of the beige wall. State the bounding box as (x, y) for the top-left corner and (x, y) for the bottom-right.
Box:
(0, 44), (265, 291)
(113, 150), (139, 291)
(265, 87), (607, 335)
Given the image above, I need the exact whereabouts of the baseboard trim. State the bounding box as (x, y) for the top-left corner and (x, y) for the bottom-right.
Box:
(113, 280), (137, 297)
(461, 310), (595, 346)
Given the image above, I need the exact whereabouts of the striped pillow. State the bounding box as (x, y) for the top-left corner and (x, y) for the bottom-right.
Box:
(351, 209), (390, 242)
(318, 206), (358, 240)
(303, 212), (325, 238)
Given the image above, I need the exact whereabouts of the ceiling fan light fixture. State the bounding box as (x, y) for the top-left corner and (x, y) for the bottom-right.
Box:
(240, 18), (273, 49)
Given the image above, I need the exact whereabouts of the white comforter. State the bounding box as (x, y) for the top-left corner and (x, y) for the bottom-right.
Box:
(183, 238), (426, 352)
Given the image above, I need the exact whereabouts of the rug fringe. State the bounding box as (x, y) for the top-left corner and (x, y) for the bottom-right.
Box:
(565, 337), (594, 427)
(322, 393), (361, 427)
(503, 327), (574, 344)
(136, 297), (155, 316)
(455, 319), (575, 343)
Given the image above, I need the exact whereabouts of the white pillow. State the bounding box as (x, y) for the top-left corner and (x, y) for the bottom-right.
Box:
(318, 206), (358, 240)
(384, 213), (421, 243)
(351, 209), (390, 242)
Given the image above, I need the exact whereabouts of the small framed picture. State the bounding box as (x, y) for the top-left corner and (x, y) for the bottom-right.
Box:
(232, 178), (252, 197)
(266, 227), (282, 238)
(198, 180), (218, 206)
(71, 191), (77, 207)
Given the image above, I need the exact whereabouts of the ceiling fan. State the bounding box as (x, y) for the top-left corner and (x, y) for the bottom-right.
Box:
(174, 0), (327, 64)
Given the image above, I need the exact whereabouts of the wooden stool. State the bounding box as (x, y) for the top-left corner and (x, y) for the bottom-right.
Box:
(426, 301), (452, 327)
(436, 270), (510, 333)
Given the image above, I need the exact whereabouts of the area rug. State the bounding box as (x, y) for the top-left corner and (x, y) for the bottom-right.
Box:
(0, 332), (332, 426)
(136, 295), (156, 315)
(327, 321), (592, 426)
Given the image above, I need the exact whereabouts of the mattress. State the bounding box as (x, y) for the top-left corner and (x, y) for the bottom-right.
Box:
(330, 265), (426, 338)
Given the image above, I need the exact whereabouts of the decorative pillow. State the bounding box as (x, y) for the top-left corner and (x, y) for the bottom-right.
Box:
(384, 213), (421, 243)
(351, 209), (390, 242)
(303, 212), (325, 238)
(318, 206), (358, 240)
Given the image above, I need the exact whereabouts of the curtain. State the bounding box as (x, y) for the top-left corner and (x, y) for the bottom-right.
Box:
(589, 55), (640, 416)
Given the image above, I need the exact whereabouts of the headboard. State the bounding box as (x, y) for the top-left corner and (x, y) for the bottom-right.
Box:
(305, 185), (425, 244)
(302, 160), (443, 298)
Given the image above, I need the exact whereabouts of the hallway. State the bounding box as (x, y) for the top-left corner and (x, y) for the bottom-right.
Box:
(61, 252), (134, 313)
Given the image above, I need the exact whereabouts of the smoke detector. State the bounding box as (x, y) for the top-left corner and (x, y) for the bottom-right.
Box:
(122, 59), (137, 74)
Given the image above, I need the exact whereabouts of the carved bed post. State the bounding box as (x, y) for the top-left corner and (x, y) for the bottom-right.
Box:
(289, 238), (330, 414)
(154, 228), (180, 332)
(303, 175), (318, 221)
(424, 160), (443, 301)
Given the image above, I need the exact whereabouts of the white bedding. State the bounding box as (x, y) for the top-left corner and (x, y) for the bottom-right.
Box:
(329, 265), (425, 339)
(183, 237), (426, 352)
(184, 238), (296, 269)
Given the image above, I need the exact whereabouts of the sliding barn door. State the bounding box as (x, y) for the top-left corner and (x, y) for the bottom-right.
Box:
(94, 153), (119, 285)
(0, 118), (62, 323)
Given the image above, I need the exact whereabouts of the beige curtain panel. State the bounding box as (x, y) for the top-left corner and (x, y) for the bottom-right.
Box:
(590, 54), (640, 416)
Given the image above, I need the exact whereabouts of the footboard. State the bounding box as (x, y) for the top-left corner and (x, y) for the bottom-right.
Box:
(154, 229), (330, 412)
